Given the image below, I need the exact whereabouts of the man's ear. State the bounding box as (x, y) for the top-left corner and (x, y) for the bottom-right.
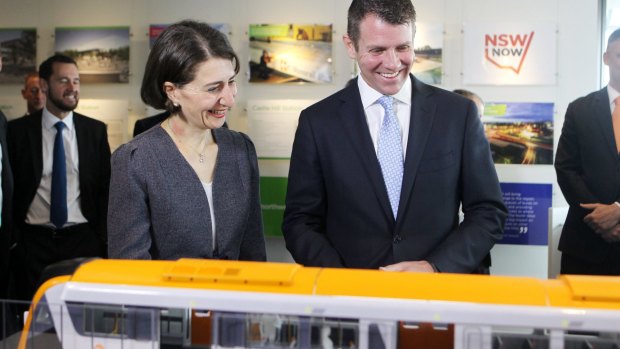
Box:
(343, 34), (358, 60)
(604, 51), (610, 67)
(39, 78), (49, 94)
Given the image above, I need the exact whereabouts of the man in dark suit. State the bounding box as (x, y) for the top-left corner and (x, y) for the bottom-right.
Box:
(554, 29), (620, 275)
(133, 110), (169, 137)
(8, 54), (111, 302)
(282, 0), (506, 273)
(0, 54), (16, 337)
(20, 71), (45, 116)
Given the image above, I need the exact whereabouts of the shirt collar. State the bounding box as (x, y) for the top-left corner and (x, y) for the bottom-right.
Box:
(357, 74), (412, 109)
(42, 107), (74, 131)
(607, 85), (620, 107)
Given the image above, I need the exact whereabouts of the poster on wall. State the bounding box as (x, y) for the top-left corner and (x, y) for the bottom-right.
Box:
(248, 24), (333, 84)
(413, 23), (443, 85)
(247, 99), (314, 159)
(482, 102), (554, 165)
(0, 96), (25, 120)
(55, 26), (130, 83)
(148, 23), (230, 48)
(75, 99), (128, 151)
(260, 177), (288, 237)
(499, 182), (552, 246)
(0, 28), (37, 84)
(463, 22), (557, 85)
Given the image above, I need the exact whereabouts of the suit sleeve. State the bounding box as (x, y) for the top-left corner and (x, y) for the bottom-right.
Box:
(238, 133), (266, 261)
(107, 144), (153, 259)
(427, 102), (507, 272)
(96, 124), (111, 250)
(133, 120), (145, 138)
(554, 102), (598, 205)
(282, 110), (344, 267)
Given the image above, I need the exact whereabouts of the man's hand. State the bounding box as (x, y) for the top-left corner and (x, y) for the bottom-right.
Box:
(380, 260), (435, 273)
(599, 224), (620, 243)
(581, 203), (620, 233)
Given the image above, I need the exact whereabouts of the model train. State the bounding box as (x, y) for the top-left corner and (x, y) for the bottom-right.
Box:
(17, 258), (620, 348)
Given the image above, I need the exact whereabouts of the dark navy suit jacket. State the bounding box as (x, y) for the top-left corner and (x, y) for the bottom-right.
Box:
(283, 75), (507, 273)
(555, 87), (620, 264)
(7, 110), (111, 243)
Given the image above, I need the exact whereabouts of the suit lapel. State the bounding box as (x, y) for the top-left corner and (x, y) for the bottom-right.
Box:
(73, 114), (88, 180)
(397, 76), (436, 225)
(28, 112), (44, 185)
(593, 88), (618, 156)
(338, 81), (394, 221)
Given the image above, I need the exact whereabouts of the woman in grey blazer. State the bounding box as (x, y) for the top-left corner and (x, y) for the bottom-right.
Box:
(107, 20), (265, 261)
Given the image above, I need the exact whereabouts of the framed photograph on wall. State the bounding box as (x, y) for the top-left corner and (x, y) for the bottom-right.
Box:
(0, 28), (37, 84)
(55, 26), (130, 83)
(148, 23), (231, 48)
(482, 102), (554, 165)
(412, 23), (443, 85)
(248, 24), (333, 84)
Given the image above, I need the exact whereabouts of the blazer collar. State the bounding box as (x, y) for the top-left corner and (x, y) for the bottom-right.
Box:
(337, 75), (437, 224)
(594, 87), (618, 156)
(396, 76), (436, 226)
(339, 79), (395, 221)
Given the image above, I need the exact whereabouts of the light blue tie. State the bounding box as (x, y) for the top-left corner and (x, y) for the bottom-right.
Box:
(377, 96), (404, 219)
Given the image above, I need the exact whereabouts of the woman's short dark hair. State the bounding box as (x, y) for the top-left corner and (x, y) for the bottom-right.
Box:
(140, 20), (240, 113)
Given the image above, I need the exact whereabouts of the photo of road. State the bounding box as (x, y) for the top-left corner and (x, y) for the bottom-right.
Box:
(482, 102), (554, 165)
(249, 24), (332, 84)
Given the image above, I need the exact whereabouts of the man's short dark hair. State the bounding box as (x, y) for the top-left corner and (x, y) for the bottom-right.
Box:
(453, 89), (482, 103)
(607, 28), (620, 51)
(140, 20), (240, 113)
(39, 54), (77, 81)
(347, 0), (416, 50)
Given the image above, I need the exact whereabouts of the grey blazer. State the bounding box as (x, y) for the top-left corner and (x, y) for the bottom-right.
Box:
(107, 126), (266, 261)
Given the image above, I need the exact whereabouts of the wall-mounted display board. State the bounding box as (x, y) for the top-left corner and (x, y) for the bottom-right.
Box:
(148, 23), (231, 48)
(0, 28), (37, 84)
(248, 24), (333, 84)
(75, 98), (128, 151)
(482, 102), (554, 165)
(412, 23), (443, 85)
(247, 99), (314, 159)
(463, 22), (557, 85)
(260, 176), (288, 237)
(499, 182), (552, 246)
(55, 26), (130, 83)
(0, 96), (24, 119)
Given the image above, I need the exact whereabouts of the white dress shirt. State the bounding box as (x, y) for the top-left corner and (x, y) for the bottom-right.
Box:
(26, 108), (87, 227)
(607, 84), (620, 115)
(201, 181), (217, 252)
(357, 75), (412, 158)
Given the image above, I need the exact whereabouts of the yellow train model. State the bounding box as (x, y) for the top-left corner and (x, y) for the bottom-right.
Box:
(17, 258), (620, 348)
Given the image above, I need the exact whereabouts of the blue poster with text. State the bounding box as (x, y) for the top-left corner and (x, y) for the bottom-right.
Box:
(499, 182), (552, 245)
